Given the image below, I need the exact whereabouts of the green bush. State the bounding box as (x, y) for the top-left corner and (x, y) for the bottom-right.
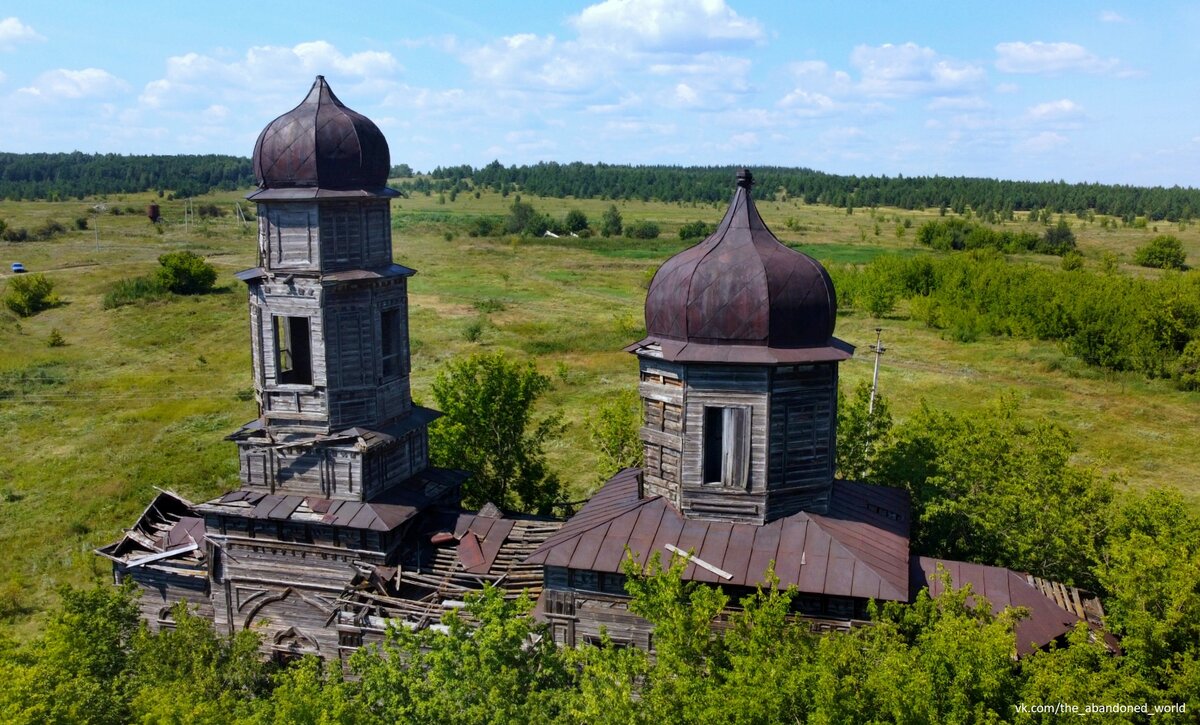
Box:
(624, 220), (660, 239)
(155, 251), (217, 294)
(679, 220), (716, 240)
(3, 273), (60, 316)
(1133, 235), (1187, 269)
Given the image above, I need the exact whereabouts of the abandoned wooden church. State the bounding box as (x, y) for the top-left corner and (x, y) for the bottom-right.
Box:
(99, 77), (1105, 662)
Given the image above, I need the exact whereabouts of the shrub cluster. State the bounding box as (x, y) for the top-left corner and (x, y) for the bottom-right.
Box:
(836, 250), (1200, 386)
(678, 220), (716, 240)
(915, 217), (1075, 255)
(1134, 234), (1188, 269)
(3, 273), (60, 316)
(103, 251), (218, 308)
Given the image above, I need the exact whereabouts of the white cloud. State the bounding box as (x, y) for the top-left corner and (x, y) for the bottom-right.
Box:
(463, 34), (597, 93)
(571, 0), (764, 52)
(0, 17), (43, 51)
(1026, 98), (1084, 121)
(995, 41), (1120, 74)
(852, 43), (985, 98)
(673, 83), (700, 106)
(1099, 10), (1128, 23)
(995, 82), (1020, 93)
(0, 70), (6, 84)
(1023, 131), (1068, 152)
(139, 41), (402, 111)
(18, 68), (128, 100)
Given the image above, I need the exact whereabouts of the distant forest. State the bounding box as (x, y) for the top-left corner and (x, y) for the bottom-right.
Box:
(0, 152), (253, 200)
(5, 151), (1200, 222)
(411, 161), (1200, 223)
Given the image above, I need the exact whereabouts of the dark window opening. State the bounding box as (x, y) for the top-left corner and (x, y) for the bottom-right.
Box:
(381, 308), (402, 378)
(275, 316), (312, 385)
(702, 406), (749, 488)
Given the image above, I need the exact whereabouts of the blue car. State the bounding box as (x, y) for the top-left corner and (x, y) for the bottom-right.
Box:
(11, 263), (26, 273)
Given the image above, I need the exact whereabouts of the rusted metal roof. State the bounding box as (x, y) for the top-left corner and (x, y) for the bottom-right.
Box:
(198, 467), (467, 532)
(911, 556), (1085, 656)
(251, 75), (394, 196)
(633, 169), (851, 365)
(525, 469), (911, 601)
(95, 490), (207, 572)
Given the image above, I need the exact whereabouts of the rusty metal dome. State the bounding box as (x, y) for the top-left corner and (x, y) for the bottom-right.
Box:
(250, 76), (392, 196)
(632, 169), (852, 364)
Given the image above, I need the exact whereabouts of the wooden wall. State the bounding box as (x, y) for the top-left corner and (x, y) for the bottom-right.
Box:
(637, 357), (840, 524)
(208, 531), (388, 658)
(117, 564), (212, 634)
(765, 363), (836, 518)
(257, 200), (392, 274)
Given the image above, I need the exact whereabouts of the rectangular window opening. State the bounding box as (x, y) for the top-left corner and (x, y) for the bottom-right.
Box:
(381, 308), (402, 378)
(274, 316), (313, 385)
(700, 408), (744, 487)
(702, 406), (750, 488)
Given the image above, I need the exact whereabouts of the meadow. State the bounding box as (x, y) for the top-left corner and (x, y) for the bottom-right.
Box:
(1, 185), (1198, 632)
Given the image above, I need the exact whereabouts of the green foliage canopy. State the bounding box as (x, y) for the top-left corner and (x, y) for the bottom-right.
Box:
(3, 273), (60, 317)
(155, 251), (218, 295)
(428, 351), (563, 514)
(1134, 235), (1188, 269)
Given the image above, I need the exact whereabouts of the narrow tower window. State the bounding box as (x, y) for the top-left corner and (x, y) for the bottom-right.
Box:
(380, 308), (403, 378)
(702, 406), (749, 488)
(274, 316), (312, 385)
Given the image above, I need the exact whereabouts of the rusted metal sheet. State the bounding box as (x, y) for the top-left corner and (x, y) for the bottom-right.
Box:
(252, 76), (392, 194)
(457, 532), (486, 570)
(635, 170), (852, 365)
(527, 470), (912, 601)
(912, 556), (1086, 656)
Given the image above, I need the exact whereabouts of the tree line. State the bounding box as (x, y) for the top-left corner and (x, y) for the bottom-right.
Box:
(415, 160), (1200, 222)
(0, 152), (253, 200)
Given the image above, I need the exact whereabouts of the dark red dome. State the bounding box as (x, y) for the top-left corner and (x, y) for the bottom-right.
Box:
(251, 76), (391, 193)
(634, 169), (852, 364)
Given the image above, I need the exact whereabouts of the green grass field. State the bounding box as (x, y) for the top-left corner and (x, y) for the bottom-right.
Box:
(2, 186), (1198, 634)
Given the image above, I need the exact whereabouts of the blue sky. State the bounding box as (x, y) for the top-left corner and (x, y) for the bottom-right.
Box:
(2, 1), (1199, 186)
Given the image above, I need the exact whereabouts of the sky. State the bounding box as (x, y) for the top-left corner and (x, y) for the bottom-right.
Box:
(2, 0), (1200, 187)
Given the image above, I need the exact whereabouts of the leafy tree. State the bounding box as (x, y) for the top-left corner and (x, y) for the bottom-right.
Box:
(875, 398), (1114, 587)
(124, 604), (269, 722)
(600, 204), (623, 237)
(3, 273), (61, 317)
(428, 351), (563, 514)
(835, 382), (893, 481)
(587, 388), (644, 483)
(0, 583), (140, 724)
(1134, 235), (1187, 269)
(156, 251), (217, 295)
(352, 587), (571, 723)
(1095, 488), (1200, 703)
(564, 209), (589, 234)
(1040, 218), (1076, 254)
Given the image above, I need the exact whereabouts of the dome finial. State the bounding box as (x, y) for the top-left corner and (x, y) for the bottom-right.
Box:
(736, 168), (754, 189)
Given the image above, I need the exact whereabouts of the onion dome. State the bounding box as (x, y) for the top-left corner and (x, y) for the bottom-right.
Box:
(631, 169), (852, 364)
(249, 76), (394, 199)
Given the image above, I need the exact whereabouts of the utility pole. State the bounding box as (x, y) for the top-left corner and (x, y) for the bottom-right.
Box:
(869, 327), (885, 415)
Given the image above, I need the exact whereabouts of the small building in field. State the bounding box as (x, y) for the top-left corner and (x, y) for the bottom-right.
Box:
(100, 77), (1103, 661)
